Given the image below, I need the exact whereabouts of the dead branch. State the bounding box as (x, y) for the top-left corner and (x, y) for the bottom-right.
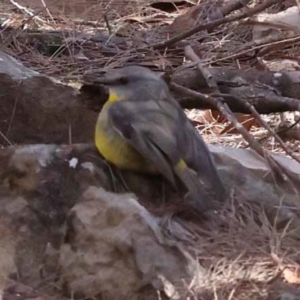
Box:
(170, 51), (266, 158)
(179, 45), (300, 182)
(3, 25), (300, 116)
(171, 81), (266, 159)
(184, 46), (218, 91)
(246, 118), (300, 148)
(174, 81), (300, 184)
(208, 34), (300, 65)
(151, 0), (281, 50)
(219, 0), (251, 17)
(206, 0), (251, 25)
(80, 66), (300, 115)
(172, 67), (300, 113)
(214, 93), (300, 163)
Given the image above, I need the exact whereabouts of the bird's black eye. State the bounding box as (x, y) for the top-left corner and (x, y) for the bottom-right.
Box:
(119, 76), (128, 85)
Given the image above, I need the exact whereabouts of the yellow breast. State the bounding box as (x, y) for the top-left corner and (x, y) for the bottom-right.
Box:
(95, 100), (155, 173)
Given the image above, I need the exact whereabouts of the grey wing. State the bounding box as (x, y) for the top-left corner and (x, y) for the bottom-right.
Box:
(175, 108), (225, 199)
(108, 100), (181, 187)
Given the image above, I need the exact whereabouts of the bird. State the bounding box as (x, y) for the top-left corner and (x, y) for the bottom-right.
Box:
(93, 65), (225, 212)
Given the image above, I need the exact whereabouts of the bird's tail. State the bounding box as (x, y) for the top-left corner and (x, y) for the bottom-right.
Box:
(174, 159), (219, 212)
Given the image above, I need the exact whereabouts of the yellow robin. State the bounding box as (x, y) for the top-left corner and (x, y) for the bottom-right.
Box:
(94, 66), (225, 212)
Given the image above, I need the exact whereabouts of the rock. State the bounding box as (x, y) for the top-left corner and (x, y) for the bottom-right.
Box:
(0, 143), (300, 298)
(0, 144), (200, 299)
(0, 50), (97, 146)
(211, 144), (300, 209)
(60, 187), (199, 300)
(0, 51), (40, 79)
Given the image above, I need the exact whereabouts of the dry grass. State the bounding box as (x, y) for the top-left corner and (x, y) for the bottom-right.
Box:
(187, 109), (300, 155)
(172, 199), (300, 299)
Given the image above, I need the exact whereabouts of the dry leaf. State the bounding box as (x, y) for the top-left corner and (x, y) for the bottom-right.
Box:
(282, 267), (300, 284)
(221, 116), (257, 134)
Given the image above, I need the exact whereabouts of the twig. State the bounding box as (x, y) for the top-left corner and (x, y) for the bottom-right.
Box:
(0, 0), (60, 50)
(179, 45), (297, 182)
(9, 0), (46, 23)
(150, 0), (280, 49)
(0, 130), (13, 146)
(210, 0), (250, 20)
(245, 117), (300, 148)
(39, 0), (55, 23)
(213, 93), (300, 163)
(104, 13), (112, 35)
(206, 0), (251, 26)
(218, 0), (251, 17)
(6, 95), (19, 136)
(183, 45), (266, 156)
(171, 82), (265, 157)
(172, 82), (297, 183)
(273, 118), (300, 136)
(184, 45), (218, 90)
(174, 33), (300, 74)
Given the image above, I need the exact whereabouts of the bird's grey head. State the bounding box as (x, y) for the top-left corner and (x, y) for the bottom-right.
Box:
(94, 66), (171, 102)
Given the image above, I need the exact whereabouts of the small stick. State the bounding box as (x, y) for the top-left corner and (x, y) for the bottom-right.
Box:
(151, 0), (280, 49)
(171, 82), (265, 157)
(179, 45), (296, 182)
(250, 118), (300, 147)
(213, 93), (300, 163)
(0, 130), (13, 146)
(1, 0), (60, 50)
(104, 13), (112, 35)
(9, 0), (46, 23)
(184, 45), (266, 156)
(184, 45), (300, 164)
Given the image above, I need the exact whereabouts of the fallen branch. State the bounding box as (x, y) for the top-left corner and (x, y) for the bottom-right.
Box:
(178, 45), (300, 183)
(218, 0), (251, 17)
(172, 67), (300, 114)
(171, 48), (266, 159)
(171, 82), (266, 158)
(151, 0), (280, 49)
(214, 93), (300, 163)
